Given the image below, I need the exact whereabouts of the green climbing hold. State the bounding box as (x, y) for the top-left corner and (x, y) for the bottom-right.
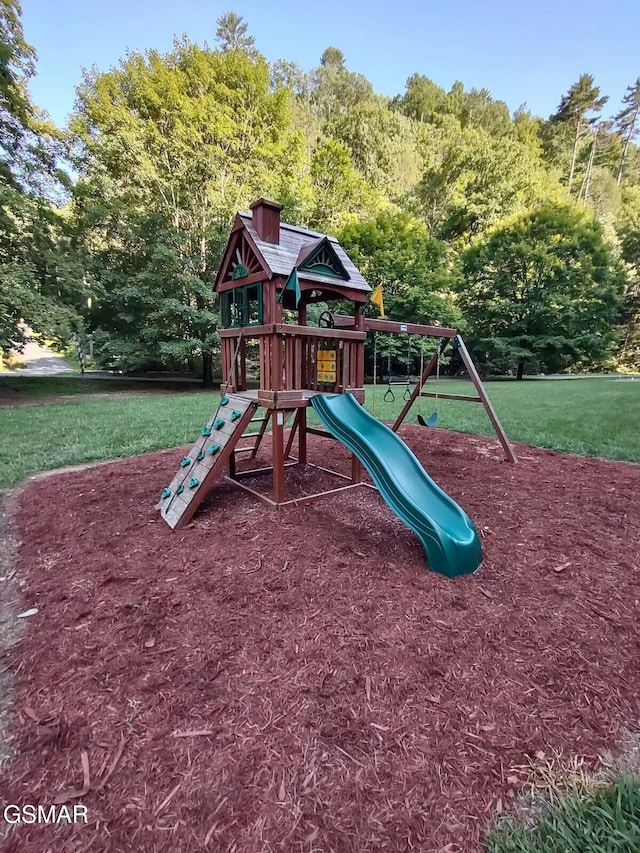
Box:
(208, 443), (221, 455)
(196, 450), (205, 461)
(220, 395), (229, 405)
(161, 488), (171, 500)
(230, 410), (241, 421)
(202, 426), (211, 436)
(180, 456), (191, 467)
(213, 418), (225, 430)
(188, 477), (199, 489)
(176, 484), (184, 495)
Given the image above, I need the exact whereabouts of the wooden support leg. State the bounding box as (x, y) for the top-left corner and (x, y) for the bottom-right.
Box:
(284, 410), (301, 460)
(249, 409), (271, 461)
(228, 451), (236, 479)
(272, 410), (286, 504)
(298, 408), (307, 465)
(351, 455), (362, 484)
(456, 335), (518, 463)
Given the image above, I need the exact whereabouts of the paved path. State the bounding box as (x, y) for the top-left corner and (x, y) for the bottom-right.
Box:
(9, 340), (74, 376)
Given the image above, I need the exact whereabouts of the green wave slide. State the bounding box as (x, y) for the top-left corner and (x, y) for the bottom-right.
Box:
(310, 393), (482, 578)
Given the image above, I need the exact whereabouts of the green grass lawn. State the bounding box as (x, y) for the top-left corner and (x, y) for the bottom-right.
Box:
(0, 374), (639, 495)
(486, 776), (640, 852)
(369, 376), (640, 462)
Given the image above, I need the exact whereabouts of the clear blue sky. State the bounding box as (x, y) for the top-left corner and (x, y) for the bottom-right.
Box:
(21, 0), (640, 127)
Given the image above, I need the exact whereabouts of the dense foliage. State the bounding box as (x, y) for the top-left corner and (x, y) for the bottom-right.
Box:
(0, 0), (82, 356)
(3, 7), (640, 376)
(460, 205), (626, 377)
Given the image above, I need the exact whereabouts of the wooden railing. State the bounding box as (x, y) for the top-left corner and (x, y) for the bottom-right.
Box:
(220, 324), (365, 394)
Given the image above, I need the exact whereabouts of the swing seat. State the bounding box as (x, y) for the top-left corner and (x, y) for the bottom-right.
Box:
(418, 412), (438, 427)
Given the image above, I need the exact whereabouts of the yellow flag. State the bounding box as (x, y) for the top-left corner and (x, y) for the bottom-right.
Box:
(370, 284), (385, 318)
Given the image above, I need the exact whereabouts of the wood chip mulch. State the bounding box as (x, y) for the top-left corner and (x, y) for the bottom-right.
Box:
(1, 427), (639, 852)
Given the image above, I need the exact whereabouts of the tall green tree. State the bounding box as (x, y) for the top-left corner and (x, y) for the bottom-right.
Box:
(459, 205), (625, 378)
(418, 125), (561, 242)
(547, 74), (608, 193)
(215, 11), (255, 53)
(340, 209), (461, 328)
(329, 96), (421, 196)
(309, 47), (374, 125)
(72, 38), (303, 382)
(392, 73), (450, 124)
(614, 78), (640, 186)
(0, 0), (35, 178)
(340, 209), (462, 370)
(0, 0), (82, 356)
(308, 138), (375, 231)
(617, 193), (640, 369)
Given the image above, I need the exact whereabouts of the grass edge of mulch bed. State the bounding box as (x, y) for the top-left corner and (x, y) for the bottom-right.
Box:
(486, 772), (640, 852)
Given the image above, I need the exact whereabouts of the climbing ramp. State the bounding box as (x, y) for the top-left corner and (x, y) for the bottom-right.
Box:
(159, 394), (258, 530)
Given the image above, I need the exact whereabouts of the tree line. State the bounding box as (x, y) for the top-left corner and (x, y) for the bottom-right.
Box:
(1, 4), (639, 381)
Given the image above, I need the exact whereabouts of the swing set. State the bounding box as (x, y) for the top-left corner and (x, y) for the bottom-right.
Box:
(339, 314), (517, 463)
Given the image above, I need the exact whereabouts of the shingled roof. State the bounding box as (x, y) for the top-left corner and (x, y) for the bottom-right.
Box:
(238, 212), (370, 293)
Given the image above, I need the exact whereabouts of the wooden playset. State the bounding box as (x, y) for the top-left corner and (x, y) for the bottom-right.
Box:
(159, 199), (516, 538)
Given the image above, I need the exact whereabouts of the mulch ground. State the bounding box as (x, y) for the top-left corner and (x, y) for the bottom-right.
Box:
(1, 426), (639, 853)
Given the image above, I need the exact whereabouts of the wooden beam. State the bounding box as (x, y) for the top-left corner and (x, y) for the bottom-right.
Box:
(216, 270), (267, 293)
(284, 410), (301, 459)
(219, 324), (274, 338)
(224, 477), (278, 508)
(331, 314), (356, 329)
(298, 407), (307, 464)
(303, 461), (352, 481)
(272, 409), (286, 502)
(249, 410), (271, 460)
(362, 317), (458, 337)
(306, 426), (336, 439)
(231, 461), (297, 479)
(277, 483), (365, 508)
(455, 335), (518, 463)
(274, 324), (366, 341)
(420, 392), (482, 402)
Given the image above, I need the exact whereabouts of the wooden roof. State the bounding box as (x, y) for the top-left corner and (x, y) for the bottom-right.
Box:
(217, 212), (370, 294)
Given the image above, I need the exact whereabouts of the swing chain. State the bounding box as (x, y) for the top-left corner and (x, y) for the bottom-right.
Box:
(384, 342), (395, 402)
(403, 337), (412, 400)
(372, 331), (378, 417)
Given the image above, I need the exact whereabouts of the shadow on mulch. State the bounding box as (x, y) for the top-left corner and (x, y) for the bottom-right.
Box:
(0, 427), (639, 852)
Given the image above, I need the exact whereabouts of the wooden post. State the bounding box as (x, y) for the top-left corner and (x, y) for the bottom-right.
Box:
(249, 409), (271, 460)
(351, 455), (362, 484)
(272, 333), (283, 391)
(353, 304), (364, 331)
(239, 336), (247, 391)
(272, 408), (286, 503)
(298, 407), (307, 464)
(455, 336), (517, 463)
(284, 410), (301, 460)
